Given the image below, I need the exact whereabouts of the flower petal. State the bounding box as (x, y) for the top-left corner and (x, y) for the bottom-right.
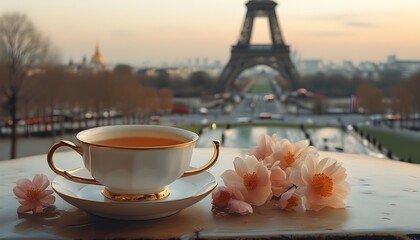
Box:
(255, 163), (270, 186)
(322, 195), (346, 208)
(297, 146), (318, 163)
(334, 181), (351, 198)
(316, 157), (330, 172)
(330, 167), (347, 180)
(244, 155), (259, 172)
(294, 139), (309, 152)
(13, 186), (27, 199)
(289, 169), (305, 186)
(38, 189), (54, 200)
(18, 199), (28, 205)
(246, 183), (272, 206)
(233, 157), (248, 178)
(17, 204), (33, 213)
(34, 204), (44, 213)
(272, 185), (287, 197)
(322, 160), (340, 176)
(302, 155), (317, 180)
(227, 199), (253, 215)
(231, 187), (245, 201)
(270, 166), (287, 183)
(40, 194), (56, 206)
(16, 178), (32, 192)
(33, 174), (48, 190)
(221, 170), (243, 188)
(249, 134), (273, 160)
(279, 191), (293, 210)
(212, 186), (232, 208)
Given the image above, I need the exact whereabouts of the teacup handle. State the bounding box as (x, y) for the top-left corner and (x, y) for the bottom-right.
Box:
(47, 140), (101, 185)
(182, 140), (220, 177)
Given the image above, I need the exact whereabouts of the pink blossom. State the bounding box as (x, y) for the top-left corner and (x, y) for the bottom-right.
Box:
(221, 155), (272, 206)
(249, 134), (278, 161)
(290, 156), (350, 211)
(270, 139), (318, 171)
(212, 186), (232, 208)
(13, 174), (55, 213)
(227, 199), (253, 215)
(211, 186), (253, 215)
(269, 161), (293, 197)
(278, 188), (306, 212)
(212, 134), (350, 216)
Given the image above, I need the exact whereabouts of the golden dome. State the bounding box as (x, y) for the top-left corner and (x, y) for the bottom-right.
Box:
(91, 43), (106, 65)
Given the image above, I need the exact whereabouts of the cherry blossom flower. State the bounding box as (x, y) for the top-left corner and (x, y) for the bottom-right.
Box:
(269, 161), (293, 197)
(269, 139), (318, 171)
(211, 186), (253, 215)
(211, 134), (350, 216)
(278, 188), (305, 212)
(249, 134), (278, 161)
(212, 186), (232, 208)
(13, 174), (55, 214)
(290, 156), (350, 211)
(221, 155), (272, 206)
(227, 199), (253, 215)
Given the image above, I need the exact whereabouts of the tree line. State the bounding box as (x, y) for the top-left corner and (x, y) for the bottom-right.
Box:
(136, 69), (216, 97)
(392, 72), (420, 117)
(298, 70), (420, 115)
(355, 73), (420, 116)
(20, 67), (174, 121)
(0, 13), (173, 159)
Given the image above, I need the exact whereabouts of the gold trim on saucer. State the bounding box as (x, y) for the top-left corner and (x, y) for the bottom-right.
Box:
(101, 187), (170, 201)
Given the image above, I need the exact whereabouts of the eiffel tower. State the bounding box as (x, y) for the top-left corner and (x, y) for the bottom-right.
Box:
(214, 0), (299, 93)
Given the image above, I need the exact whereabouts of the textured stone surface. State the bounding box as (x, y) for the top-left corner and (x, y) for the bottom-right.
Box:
(1, 148), (420, 239)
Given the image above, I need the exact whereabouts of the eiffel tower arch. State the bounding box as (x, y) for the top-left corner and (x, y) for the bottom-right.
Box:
(214, 0), (299, 93)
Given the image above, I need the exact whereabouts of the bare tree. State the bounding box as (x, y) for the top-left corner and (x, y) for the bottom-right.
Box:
(356, 83), (385, 114)
(158, 88), (173, 113)
(313, 93), (327, 115)
(0, 13), (54, 159)
(392, 73), (420, 127)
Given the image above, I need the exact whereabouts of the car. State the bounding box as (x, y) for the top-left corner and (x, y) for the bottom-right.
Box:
(199, 107), (208, 115)
(271, 114), (284, 120)
(149, 115), (161, 123)
(258, 112), (272, 119)
(264, 94), (275, 102)
(305, 118), (314, 124)
(236, 117), (252, 123)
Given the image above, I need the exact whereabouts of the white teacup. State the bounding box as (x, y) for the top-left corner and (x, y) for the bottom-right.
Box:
(47, 125), (219, 201)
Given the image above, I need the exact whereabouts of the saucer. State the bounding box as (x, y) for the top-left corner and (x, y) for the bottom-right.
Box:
(52, 169), (217, 220)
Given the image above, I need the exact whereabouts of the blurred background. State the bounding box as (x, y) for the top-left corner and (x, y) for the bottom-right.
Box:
(0, 0), (419, 162)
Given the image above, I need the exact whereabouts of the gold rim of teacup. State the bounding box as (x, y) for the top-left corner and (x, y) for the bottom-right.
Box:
(79, 138), (198, 150)
(102, 187), (171, 201)
(76, 125), (199, 150)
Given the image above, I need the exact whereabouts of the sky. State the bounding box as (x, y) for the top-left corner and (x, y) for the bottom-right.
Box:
(1, 0), (420, 67)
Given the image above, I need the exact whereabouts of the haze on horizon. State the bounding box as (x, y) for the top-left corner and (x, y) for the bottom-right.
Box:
(1, 0), (420, 67)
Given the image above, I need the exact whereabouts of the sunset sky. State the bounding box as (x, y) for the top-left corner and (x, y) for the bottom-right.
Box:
(1, 0), (420, 66)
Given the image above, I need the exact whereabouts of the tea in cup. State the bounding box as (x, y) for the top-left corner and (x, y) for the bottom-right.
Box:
(47, 125), (219, 201)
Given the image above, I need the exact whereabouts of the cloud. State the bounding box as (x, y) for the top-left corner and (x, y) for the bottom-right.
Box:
(344, 21), (377, 28)
(305, 31), (348, 37)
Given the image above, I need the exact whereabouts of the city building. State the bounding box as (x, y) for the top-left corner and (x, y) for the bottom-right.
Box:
(293, 53), (420, 79)
(66, 44), (110, 73)
(385, 55), (420, 78)
(91, 43), (106, 66)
